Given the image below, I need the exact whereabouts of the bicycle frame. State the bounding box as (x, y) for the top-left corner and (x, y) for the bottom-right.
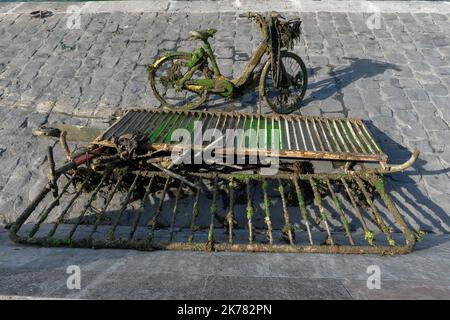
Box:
(175, 40), (269, 97)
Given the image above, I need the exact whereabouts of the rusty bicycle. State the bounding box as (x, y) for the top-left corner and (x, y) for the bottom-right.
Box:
(148, 11), (308, 114)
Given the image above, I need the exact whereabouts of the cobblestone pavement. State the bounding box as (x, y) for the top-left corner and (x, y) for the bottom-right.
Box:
(0, 0), (450, 237)
(0, 0), (450, 300)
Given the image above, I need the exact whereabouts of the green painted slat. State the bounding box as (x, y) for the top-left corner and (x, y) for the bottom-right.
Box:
(278, 118), (283, 150)
(256, 116), (260, 148)
(156, 113), (183, 143)
(164, 112), (193, 143)
(148, 113), (174, 143)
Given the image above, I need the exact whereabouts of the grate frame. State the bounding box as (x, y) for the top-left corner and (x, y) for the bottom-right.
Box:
(10, 169), (416, 255)
(94, 109), (388, 163)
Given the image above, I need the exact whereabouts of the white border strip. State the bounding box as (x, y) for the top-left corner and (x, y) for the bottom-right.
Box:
(1, 0), (450, 15)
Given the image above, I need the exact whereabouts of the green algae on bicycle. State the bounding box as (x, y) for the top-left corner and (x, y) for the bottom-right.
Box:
(148, 11), (308, 114)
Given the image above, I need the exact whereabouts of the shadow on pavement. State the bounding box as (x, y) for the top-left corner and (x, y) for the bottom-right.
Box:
(366, 121), (450, 248)
(303, 57), (401, 106)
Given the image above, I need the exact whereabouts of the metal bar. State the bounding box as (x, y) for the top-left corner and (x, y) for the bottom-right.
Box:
(207, 175), (218, 245)
(265, 116), (268, 150)
(119, 108), (367, 124)
(324, 119), (342, 152)
(89, 176), (123, 241)
(233, 114), (242, 149)
(353, 176), (394, 245)
(309, 177), (334, 245)
(14, 232), (414, 254)
(332, 119), (350, 153)
(248, 114), (254, 149)
(240, 115), (247, 149)
(188, 181), (201, 243)
(169, 182), (183, 242)
(188, 171), (351, 182)
(312, 119), (325, 151)
(201, 113), (213, 136)
(148, 178), (171, 242)
(148, 143), (385, 162)
(118, 111), (148, 137)
(142, 112), (166, 138)
(278, 180), (294, 245)
(9, 184), (51, 238)
(128, 175), (155, 241)
(340, 177), (372, 241)
(142, 111), (166, 136)
(118, 111), (146, 138)
(47, 180), (87, 238)
(226, 178), (235, 244)
(284, 117), (292, 150)
(293, 178), (313, 245)
(372, 176), (416, 246)
(136, 111), (158, 134)
(68, 172), (109, 240)
(220, 114), (229, 133)
(318, 119), (334, 152)
(346, 121), (368, 154)
(109, 173), (140, 239)
(262, 179), (273, 245)
(133, 111), (154, 136)
(190, 113), (205, 148)
(278, 116), (283, 150)
(99, 110), (133, 140)
(291, 118), (300, 151)
(338, 120), (358, 153)
(28, 173), (77, 238)
(150, 163), (197, 190)
(47, 146), (58, 198)
(271, 117), (275, 150)
(305, 118), (317, 151)
(101, 111), (136, 140)
(256, 115), (261, 148)
(360, 121), (383, 154)
(234, 113), (242, 135)
(352, 121), (374, 154)
(163, 112), (195, 148)
(214, 113), (223, 132)
(60, 131), (72, 161)
(294, 120), (309, 151)
(156, 112), (183, 143)
(246, 180), (254, 244)
(148, 112), (178, 143)
(325, 179), (354, 246)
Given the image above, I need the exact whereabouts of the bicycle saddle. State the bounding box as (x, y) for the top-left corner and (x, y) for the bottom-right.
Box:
(189, 28), (217, 41)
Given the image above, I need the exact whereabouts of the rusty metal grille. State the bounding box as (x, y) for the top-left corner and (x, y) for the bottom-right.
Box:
(10, 169), (416, 255)
(95, 109), (387, 163)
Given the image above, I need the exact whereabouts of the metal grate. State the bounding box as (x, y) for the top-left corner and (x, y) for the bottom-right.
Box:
(95, 109), (387, 163)
(10, 168), (416, 255)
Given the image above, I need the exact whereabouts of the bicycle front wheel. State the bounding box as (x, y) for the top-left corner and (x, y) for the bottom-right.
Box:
(259, 51), (308, 114)
(148, 53), (210, 110)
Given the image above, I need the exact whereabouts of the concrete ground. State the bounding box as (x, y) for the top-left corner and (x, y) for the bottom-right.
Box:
(1, 227), (450, 299)
(1, 0), (450, 299)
